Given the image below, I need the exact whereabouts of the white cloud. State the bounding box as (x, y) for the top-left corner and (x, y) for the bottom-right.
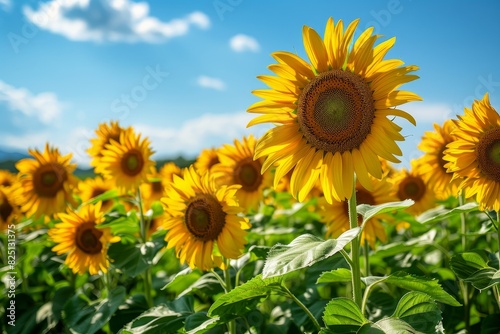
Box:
(0, 80), (64, 124)
(230, 34), (260, 52)
(197, 76), (226, 91)
(135, 112), (271, 159)
(23, 0), (210, 43)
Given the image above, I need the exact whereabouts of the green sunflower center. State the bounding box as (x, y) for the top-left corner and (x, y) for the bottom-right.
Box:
(185, 194), (226, 241)
(297, 69), (375, 153)
(397, 175), (426, 202)
(121, 150), (144, 176)
(34, 163), (68, 197)
(75, 222), (103, 254)
(234, 158), (263, 192)
(0, 198), (13, 222)
(477, 127), (500, 181)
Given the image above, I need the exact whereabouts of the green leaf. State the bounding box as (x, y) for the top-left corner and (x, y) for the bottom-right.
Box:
(416, 202), (478, 224)
(109, 239), (164, 277)
(184, 312), (222, 334)
(450, 250), (500, 290)
(178, 272), (225, 298)
(83, 189), (119, 205)
(322, 298), (368, 332)
(316, 268), (352, 284)
(392, 291), (442, 332)
(481, 314), (500, 334)
(119, 305), (186, 334)
(52, 286), (74, 322)
(363, 271), (461, 307)
(110, 295), (150, 333)
(262, 228), (359, 278)
(357, 200), (414, 224)
(360, 318), (424, 334)
(64, 286), (126, 334)
(208, 274), (283, 317)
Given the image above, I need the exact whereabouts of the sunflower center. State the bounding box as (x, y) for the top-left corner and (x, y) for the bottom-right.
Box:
(121, 150), (144, 176)
(1, 180), (12, 187)
(476, 128), (500, 182)
(185, 194), (226, 241)
(0, 199), (13, 222)
(34, 163), (67, 197)
(297, 69), (375, 153)
(234, 158), (263, 192)
(152, 181), (163, 194)
(208, 156), (220, 169)
(75, 222), (103, 254)
(398, 176), (426, 201)
(438, 146), (448, 173)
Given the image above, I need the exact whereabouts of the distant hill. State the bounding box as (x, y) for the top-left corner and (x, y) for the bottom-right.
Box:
(0, 148), (29, 161)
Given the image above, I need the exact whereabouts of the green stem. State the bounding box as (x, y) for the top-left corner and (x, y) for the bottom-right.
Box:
(364, 239), (370, 277)
(210, 269), (227, 292)
(339, 249), (354, 268)
(223, 262), (236, 334)
(347, 178), (363, 309)
(281, 284), (321, 331)
(459, 193), (470, 333)
(137, 187), (153, 308)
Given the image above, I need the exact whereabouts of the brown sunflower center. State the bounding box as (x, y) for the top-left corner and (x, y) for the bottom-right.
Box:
(438, 146), (448, 173)
(476, 128), (500, 182)
(0, 199), (13, 222)
(397, 175), (426, 202)
(342, 188), (376, 225)
(234, 158), (263, 192)
(151, 181), (163, 194)
(297, 69), (375, 153)
(33, 163), (68, 197)
(75, 222), (103, 254)
(1, 180), (12, 187)
(185, 194), (226, 241)
(208, 156), (220, 169)
(121, 149), (144, 176)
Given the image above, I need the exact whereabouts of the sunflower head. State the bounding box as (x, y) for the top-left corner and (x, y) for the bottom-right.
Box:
(0, 170), (16, 188)
(14, 143), (77, 218)
(88, 121), (129, 173)
(161, 165), (250, 271)
(418, 120), (460, 200)
(391, 159), (436, 215)
(211, 135), (272, 212)
(77, 176), (115, 212)
(194, 148), (220, 175)
(0, 186), (20, 229)
(99, 127), (155, 193)
(49, 202), (120, 275)
(444, 93), (500, 211)
(247, 17), (420, 204)
(140, 167), (165, 208)
(159, 162), (183, 189)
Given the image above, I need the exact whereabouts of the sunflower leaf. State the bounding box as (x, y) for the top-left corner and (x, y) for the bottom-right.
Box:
(357, 200), (414, 224)
(322, 297), (368, 332)
(262, 228), (359, 278)
(316, 268), (353, 284)
(391, 291), (442, 332)
(208, 274), (284, 317)
(118, 305), (186, 334)
(416, 202), (479, 224)
(450, 250), (500, 290)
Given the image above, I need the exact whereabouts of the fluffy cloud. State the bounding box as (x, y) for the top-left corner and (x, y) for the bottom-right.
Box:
(23, 0), (210, 43)
(229, 34), (260, 52)
(197, 76), (226, 91)
(0, 80), (64, 124)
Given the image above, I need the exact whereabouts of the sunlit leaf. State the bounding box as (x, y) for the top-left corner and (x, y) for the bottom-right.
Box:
(392, 291), (442, 332)
(416, 202), (478, 224)
(450, 250), (500, 290)
(316, 268), (352, 284)
(357, 200), (414, 224)
(322, 297), (368, 332)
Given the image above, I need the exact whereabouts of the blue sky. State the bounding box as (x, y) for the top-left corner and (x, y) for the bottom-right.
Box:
(1, 0), (499, 168)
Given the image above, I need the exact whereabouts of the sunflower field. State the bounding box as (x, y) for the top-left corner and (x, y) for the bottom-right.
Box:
(2, 17), (500, 334)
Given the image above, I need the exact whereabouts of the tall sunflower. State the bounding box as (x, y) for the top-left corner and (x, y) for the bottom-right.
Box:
(88, 121), (129, 174)
(0, 186), (20, 230)
(0, 170), (16, 188)
(78, 176), (115, 212)
(418, 120), (460, 200)
(318, 176), (396, 249)
(161, 166), (250, 271)
(49, 202), (120, 275)
(14, 144), (77, 218)
(212, 135), (272, 212)
(247, 18), (420, 203)
(391, 159), (436, 215)
(444, 93), (500, 211)
(159, 162), (183, 189)
(98, 128), (155, 193)
(194, 148), (220, 175)
(140, 167), (165, 208)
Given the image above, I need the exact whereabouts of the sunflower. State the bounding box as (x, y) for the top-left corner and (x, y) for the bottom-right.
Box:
(78, 176), (115, 212)
(98, 128), (155, 193)
(194, 148), (220, 175)
(88, 121), (129, 174)
(0, 170), (16, 188)
(418, 120), (460, 200)
(211, 135), (272, 212)
(161, 166), (250, 271)
(444, 93), (500, 211)
(318, 176), (396, 249)
(0, 186), (20, 230)
(14, 144), (77, 218)
(391, 158), (436, 215)
(49, 202), (120, 275)
(140, 167), (165, 208)
(159, 162), (183, 189)
(247, 18), (420, 204)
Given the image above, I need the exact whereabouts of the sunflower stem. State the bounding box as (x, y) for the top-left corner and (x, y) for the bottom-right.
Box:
(459, 193), (470, 333)
(347, 178), (363, 310)
(281, 283), (322, 331)
(223, 260), (236, 334)
(137, 187), (153, 308)
(364, 239), (370, 277)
